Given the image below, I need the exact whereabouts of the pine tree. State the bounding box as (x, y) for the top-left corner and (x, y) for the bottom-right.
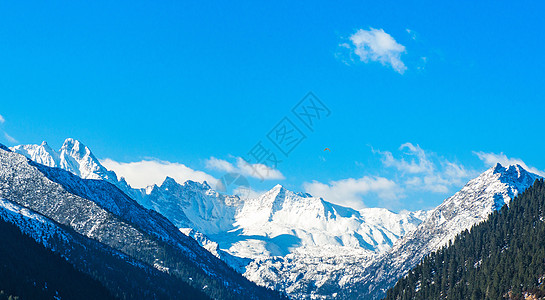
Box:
(385, 179), (545, 300)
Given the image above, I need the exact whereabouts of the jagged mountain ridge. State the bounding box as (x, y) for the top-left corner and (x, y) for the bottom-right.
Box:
(12, 139), (427, 257)
(12, 139), (429, 299)
(335, 163), (541, 299)
(11, 139), (145, 201)
(385, 178), (545, 299)
(11, 139), (541, 299)
(0, 144), (282, 299)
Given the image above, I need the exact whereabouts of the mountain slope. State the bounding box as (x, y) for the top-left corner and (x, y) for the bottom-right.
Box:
(0, 213), (115, 300)
(12, 140), (427, 256)
(0, 196), (208, 299)
(337, 163), (540, 299)
(12, 140), (428, 292)
(385, 178), (545, 300)
(12, 139), (541, 300)
(0, 144), (281, 299)
(10, 139), (144, 201)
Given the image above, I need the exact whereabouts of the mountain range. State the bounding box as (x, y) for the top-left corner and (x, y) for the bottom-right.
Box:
(6, 138), (542, 299)
(1, 141), (280, 299)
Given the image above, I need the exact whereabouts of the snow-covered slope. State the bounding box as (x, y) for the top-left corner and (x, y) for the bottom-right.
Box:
(13, 139), (541, 299)
(142, 177), (242, 234)
(227, 184), (426, 258)
(135, 176), (429, 297)
(12, 139), (111, 181)
(12, 140), (426, 256)
(10, 139), (144, 200)
(12, 139), (428, 298)
(334, 163), (541, 299)
(0, 144), (281, 299)
(232, 185), (427, 298)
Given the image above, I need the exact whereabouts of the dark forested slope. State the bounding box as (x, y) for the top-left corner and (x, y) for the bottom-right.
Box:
(0, 217), (115, 300)
(385, 179), (545, 300)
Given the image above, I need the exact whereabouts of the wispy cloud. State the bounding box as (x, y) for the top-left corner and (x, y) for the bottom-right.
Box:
(303, 176), (402, 210)
(376, 143), (476, 193)
(339, 28), (407, 74)
(0, 114), (17, 144)
(406, 28), (418, 40)
(3, 132), (17, 143)
(205, 157), (236, 173)
(302, 143), (476, 210)
(205, 156), (285, 180)
(474, 151), (545, 177)
(101, 158), (217, 188)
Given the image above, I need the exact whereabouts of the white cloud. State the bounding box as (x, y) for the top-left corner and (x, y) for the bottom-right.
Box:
(377, 143), (476, 193)
(303, 176), (402, 210)
(0, 115), (17, 144)
(302, 143), (478, 210)
(204, 156), (285, 180)
(3, 132), (17, 143)
(101, 158), (217, 188)
(474, 151), (545, 177)
(346, 28), (407, 74)
(205, 156), (236, 173)
(381, 142), (434, 174)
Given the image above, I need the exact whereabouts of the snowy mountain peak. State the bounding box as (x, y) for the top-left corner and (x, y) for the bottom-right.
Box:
(491, 162), (534, 180)
(345, 163), (543, 299)
(267, 184), (316, 199)
(271, 183), (285, 191)
(263, 184), (313, 202)
(61, 137), (79, 148)
(10, 139), (122, 186)
(160, 179), (211, 193)
(184, 179), (212, 190)
(161, 176), (178, 186)
(261, 184), (286, 199)
(480, 163), (540, 207)
(503, 163), (534, 181)
(60, 138), (93, 160)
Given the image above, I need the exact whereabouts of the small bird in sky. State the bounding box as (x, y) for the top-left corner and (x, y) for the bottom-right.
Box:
(324, 148), (331, 152)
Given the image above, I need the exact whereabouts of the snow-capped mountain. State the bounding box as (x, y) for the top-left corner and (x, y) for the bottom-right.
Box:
(142, 177), (242, 234)
(0, 197), (201, 299)
(227, 185), (428, 298)
(10, 139), (144, 200)
(12, 140), (427, 258)
(228, 184), (427, 257)
(11, 139), (542, 299)
(12, 139), (428, 297)
(11, 139), (114, 181)
(334, 163), (541, 299)
(0, 144), (281, 299)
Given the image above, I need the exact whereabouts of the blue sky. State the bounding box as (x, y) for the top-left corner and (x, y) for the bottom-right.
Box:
(1, 0), (544, 211)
